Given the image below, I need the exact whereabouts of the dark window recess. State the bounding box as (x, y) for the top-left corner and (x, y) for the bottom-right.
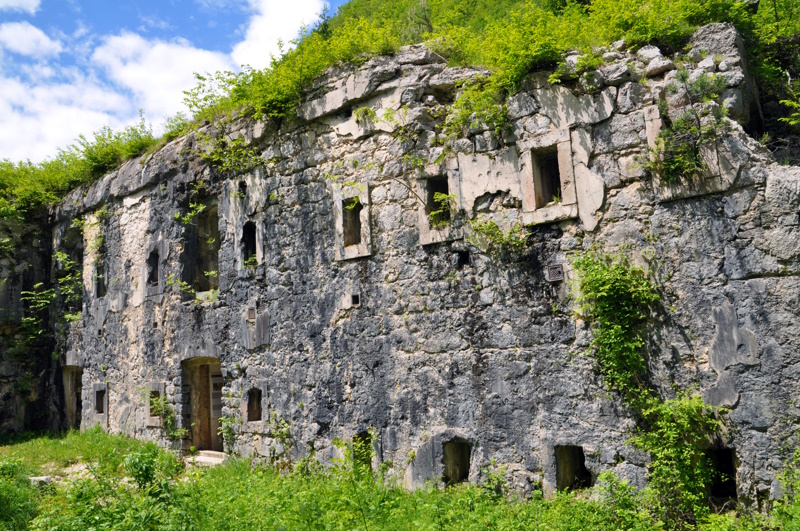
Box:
(147, 250), (159, 286)
(247, 388), (262, 422)
(351, 294), (361, 307)
(148, 390), (160, 417)
(534, 150), (562, 208)
(60, 225), (84, 313)
(706, 448), (737, 504)
(95, 261), (106, 298)
(443, 440), (471, 485)
(353, 431), (373, 470)
(455, 250), (470, 269)
(426, 177), (451, 225)
(181, 203), (220, 293)
(238, 181), (247, 197)
(555, 445), (593, 491)
(343, 198), (363, 247)
(241, 221), (257, 263)
(95, 390), (105, 414)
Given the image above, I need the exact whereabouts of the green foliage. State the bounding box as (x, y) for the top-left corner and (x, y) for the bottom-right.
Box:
(243, 255), (259, 268)
(467, 216), (528, 260)
(196, 132), (261, 174)
(646, 70), (729, 184)
(780, 84), (800, 129)
(0, 113), (157, 220)
(442, 76), (508, 139)
(145, 392), (187, 441)
(571, 247), (660, 401)
(0, 458), (38, 530)
(428, 191), (457, 229)
(353, 106), (379, 127)
(631, 394), (722, 529)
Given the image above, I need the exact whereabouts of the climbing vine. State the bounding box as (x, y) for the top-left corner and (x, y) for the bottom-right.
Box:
(572, 246), (724, 529)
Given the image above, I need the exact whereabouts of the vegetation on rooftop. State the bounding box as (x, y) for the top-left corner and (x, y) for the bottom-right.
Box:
(0, 0), (798, 221)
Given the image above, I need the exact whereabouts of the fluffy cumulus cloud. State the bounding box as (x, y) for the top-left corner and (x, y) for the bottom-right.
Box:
(92, 33), (234, 122)
(0, 22), (62, 56)
(231, 0), (325, 68)
(1, 0), (321, 162)
(0, 0), (40, 14)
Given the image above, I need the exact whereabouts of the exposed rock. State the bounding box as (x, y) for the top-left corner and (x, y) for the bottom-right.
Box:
(636, 45), (662, 63)
(602, 63), (634, 87)
(645, 57), (676, 77)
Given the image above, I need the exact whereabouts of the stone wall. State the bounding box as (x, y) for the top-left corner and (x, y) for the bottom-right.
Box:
(8, 23), (798, 504)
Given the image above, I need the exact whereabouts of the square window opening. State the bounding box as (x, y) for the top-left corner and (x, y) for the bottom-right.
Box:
(343, 198), (363, 247)
(148, 390), (160, 417)
(534, 150), (562, 208)
(443, 440), (471, 485)
(147, 249), (159, 286)
(555, 445), (593, 491)
(455, 250), (470, 269)
(706, 448), (737, 504)
(247, 388), (262, 422)
(95, 390), (105, 415)
(426, 178), (451, 227)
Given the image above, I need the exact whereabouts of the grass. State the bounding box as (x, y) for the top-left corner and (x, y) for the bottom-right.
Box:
(1, 429), (799, 530)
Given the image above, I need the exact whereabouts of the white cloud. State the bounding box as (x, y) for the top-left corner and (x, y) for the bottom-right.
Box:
(1, 0), (322, 162)
(0, 22), (62, 57)
(92, 32), (234, 122)
(0, 0), (39, 14)
(231, 0), (324, 68)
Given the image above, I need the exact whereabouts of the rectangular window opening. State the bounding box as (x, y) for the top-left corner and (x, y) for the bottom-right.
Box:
(241, 221), (257, 265)
(95, 389), (105, 415)
(95, 262), (106, 298)
(353, 431), (373, 471)
(343, 198), (363, 247)
(148, 390), (160, 417)
(706, 448), (737, 506)
(555, 445), (593, 491)
(193, 203), (220, 293)
(534, 150), (563, 208)
(247, 388), (262, 422)
(443, 440), (471, 485)
(426, 177), (451, 227)
(147, 249), (159, 286)
(351, 294), (361, 307)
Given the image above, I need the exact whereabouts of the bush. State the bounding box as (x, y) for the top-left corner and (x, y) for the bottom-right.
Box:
(0, 459), (38, 530)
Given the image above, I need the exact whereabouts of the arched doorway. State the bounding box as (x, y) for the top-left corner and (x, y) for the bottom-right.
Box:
(181, 357), (223, 451)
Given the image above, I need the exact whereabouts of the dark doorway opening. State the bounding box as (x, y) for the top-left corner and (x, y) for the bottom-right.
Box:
(555, 445), (593, 491)
(182, 358), (223, 451)
(443, 440), (471, 485)
(62, 366), (83, 429)
(706, 448), (737, 506)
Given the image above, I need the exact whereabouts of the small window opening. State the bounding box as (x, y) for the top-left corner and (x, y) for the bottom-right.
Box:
(555, 445), (593, 491)
(148, 390), (160, 417)
(247, 307), (256, 321)
(147, 249), (159, 286)
(351, 294), (361, 307)
(443, 440), (471, 485)
(241, 221), (257, 264)
(238, 181), (247, 197)
(426, 177), (451, 226)
(247, 388), (262, 422)
(95, 390), (105, 414)
(534, 150), (562, 208)
(455, 251), (470, 269)
(95, 261), (106, 298)
(353, 431), (373, 471)
(706, 448), (737, 505)
(343, 198), (363, 247)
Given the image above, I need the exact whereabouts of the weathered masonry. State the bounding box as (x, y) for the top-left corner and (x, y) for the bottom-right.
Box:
(1, 23), (799, 504)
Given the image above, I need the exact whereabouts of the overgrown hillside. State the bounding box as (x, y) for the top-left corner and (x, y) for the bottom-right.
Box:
(1, 0), (799, 221)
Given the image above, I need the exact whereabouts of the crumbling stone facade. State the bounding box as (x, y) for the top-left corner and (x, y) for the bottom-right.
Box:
(2, 23), (798, 505)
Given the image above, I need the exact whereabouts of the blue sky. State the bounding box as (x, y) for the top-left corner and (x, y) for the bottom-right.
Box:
(0, 0), (349, 161)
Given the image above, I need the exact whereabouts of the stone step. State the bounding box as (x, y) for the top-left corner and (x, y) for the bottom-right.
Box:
(184, 451), (227, 467)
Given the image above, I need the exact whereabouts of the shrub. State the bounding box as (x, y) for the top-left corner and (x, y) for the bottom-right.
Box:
(0, 459), (38, 530)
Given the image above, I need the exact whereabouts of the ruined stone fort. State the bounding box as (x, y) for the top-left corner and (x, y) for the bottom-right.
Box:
(1, 23), (798, 503)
